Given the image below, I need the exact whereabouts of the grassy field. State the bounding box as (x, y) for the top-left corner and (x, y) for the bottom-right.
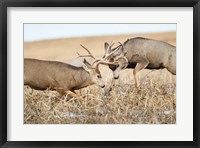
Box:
(24, 32), (176, 124)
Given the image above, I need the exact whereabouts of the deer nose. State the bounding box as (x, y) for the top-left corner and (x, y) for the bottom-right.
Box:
(114, 76), (119, 79)
(101, 84), (105, 88)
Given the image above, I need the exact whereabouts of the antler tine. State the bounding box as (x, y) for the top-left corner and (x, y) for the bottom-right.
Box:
(95, 60), (119, 67)
(92, 59), (102, 66)
(76, 52), (81, 56)
(110, 42), (115, 48)
(94, 61), (118, 73)
(110, 41), (114, 46)
(108, 40), (115, 50)
(118, 41), (123, 47)
(92, 58), (119, 73)
(90, 41), (124, 66)
(76, 51), (95, 59)
(80, 44), (96, 59)
(102, 45), (121, 61)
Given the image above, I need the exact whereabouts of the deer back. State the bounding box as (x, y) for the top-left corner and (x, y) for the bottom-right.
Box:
(24, 58), (92, 91)
(123, 37), (176, 69)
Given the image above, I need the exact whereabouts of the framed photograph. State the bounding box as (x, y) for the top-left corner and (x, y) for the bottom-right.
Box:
(0, 0), (199, 147)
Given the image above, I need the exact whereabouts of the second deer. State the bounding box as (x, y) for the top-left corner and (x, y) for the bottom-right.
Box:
(100, 37), (176, 87)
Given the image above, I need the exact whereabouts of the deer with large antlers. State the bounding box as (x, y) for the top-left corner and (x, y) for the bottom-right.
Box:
(24, 47), (109, 98)
(101, 37), (176, 87)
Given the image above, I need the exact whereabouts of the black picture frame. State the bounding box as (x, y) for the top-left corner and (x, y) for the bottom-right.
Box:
(0, 0), (199, 147)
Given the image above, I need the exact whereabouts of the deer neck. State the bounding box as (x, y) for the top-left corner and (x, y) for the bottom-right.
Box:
(72, 68), (94, 90)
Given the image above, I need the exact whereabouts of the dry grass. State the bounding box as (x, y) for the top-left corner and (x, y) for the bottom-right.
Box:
(24, 32), (176, 124)
(24, 68), (176, 124)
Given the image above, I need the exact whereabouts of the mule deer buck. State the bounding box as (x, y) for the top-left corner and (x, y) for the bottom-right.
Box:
(100, 37), (176, 87)
(24, 44), (118, 99)
(24, 57), (106, 99)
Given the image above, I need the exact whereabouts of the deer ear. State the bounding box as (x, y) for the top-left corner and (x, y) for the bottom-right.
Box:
(82, 59), (91, 72)
(83, 58), (91, 67)
(104, 42), (109, 52)
(124, 51), (127, 56)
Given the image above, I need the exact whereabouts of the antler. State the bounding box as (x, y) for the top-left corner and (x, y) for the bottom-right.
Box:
(77, 44), (117, 71)
(102, 45), (121, 61)
(76, 52), (95, 59)
(118, 41), (123, 47)
(92, 42), (123, 66)
(95, 42), (128, 69)
(115, 55), (128, 62)
(77, 44), (96, 59)
(103, 42), (126, 60)
(110, 41), (115, 49)
(91, 50), (121, 67)
(93, 60), (119, 73)
(103, 41), (115, 59)
(77, 43), (115, 65)
(94, 61), (119, 66)
(78, 43), (122, 71)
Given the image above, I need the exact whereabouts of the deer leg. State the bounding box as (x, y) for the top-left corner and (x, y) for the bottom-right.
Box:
(109, 78), (116, 91)
(133, 57), (149, 87)
(56, 87), (82, 99)
(56, 88), (67, 96)
(103, 78), (116, 97)
(66, 90), (84, 100)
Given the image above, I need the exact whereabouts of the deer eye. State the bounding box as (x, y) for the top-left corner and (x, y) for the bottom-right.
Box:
(97, 75), (101, 78)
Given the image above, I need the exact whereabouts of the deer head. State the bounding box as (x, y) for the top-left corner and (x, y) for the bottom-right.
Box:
(102, 42), (128, 79)
(78, 43), (127, 80)
(78, 44), (119, 88)
(82, 58), (105, 88)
